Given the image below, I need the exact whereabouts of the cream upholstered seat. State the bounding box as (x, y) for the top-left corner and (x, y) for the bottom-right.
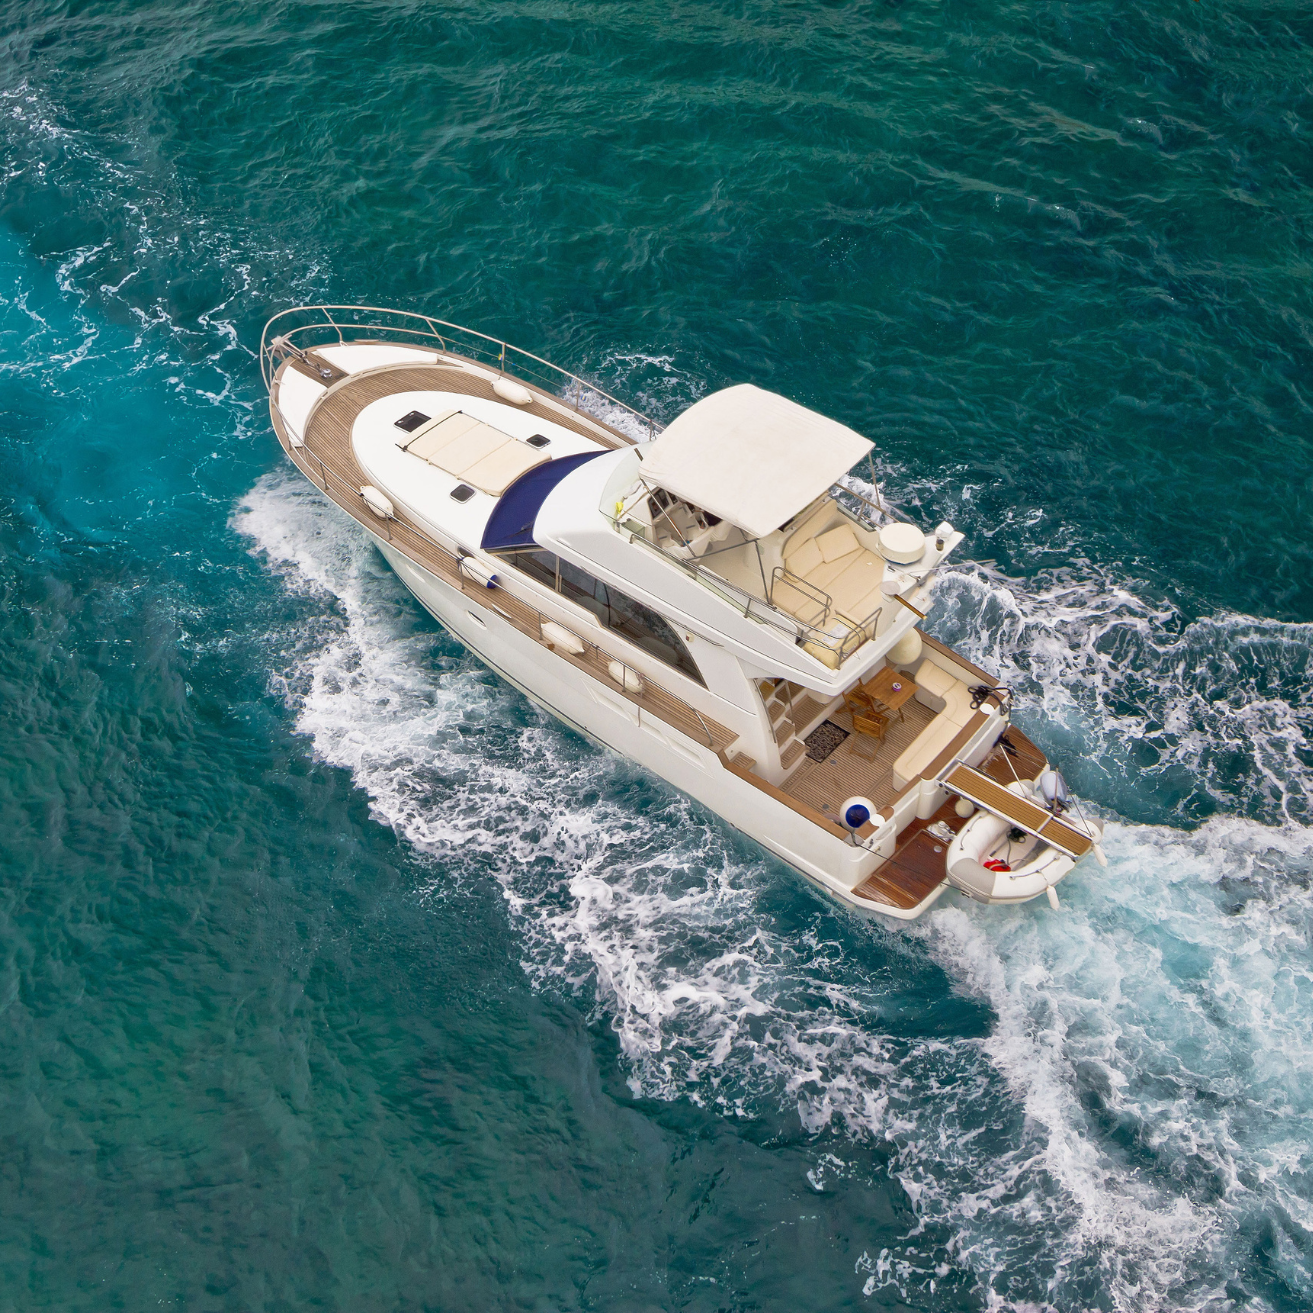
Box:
(891, 660), (978, 789)
(463, 442), (546, 492)
(400, 410), (548, 495)
(777, 518), (887, 633)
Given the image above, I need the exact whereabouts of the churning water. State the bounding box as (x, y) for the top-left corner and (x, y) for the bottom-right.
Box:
(1, 3), (1311, 1309)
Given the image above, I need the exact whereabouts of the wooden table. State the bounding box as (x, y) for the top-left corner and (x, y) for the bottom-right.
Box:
(861, 665), (917, 721)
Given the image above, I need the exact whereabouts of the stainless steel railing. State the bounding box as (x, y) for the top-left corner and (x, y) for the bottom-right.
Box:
(259, 304), (661, 442)
(607, 510), (887, 665)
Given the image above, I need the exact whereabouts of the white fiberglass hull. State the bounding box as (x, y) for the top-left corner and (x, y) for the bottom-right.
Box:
(372, 539), (946, 920)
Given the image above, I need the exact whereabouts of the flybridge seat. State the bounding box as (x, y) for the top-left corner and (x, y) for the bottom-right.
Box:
(891, 660), (977, 789)
(398, 409), (548, 495)
(768, 500), (924, 669)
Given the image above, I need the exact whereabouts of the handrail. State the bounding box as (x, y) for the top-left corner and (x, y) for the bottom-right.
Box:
(525, 605), (718, 749)
(263, 385), (718, 748)
(260, 304), (660, 442)
(611, 514), (803, 639)
(609, 512), (885, 664)
(830, 475), (922, 531)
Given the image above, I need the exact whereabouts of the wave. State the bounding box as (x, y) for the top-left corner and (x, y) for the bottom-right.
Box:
(0, 80), (326, 424)
(235, 469), (1313, 1310)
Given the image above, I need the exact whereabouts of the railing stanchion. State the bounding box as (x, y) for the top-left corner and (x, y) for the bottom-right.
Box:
(259, 305), (659, 440)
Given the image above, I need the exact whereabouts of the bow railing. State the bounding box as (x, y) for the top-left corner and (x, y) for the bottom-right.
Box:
(260, 305), (661, 443)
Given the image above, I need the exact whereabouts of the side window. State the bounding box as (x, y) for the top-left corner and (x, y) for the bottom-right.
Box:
(508, 550), (558, 589)
(557, 558), (610, 626)
(507, 550), (703, 686)
(606, 587), (704, 686)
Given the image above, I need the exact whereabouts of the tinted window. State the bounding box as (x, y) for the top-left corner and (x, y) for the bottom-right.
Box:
(507, 550), (558, 589)
(506, 551), (703, 685)
(606, 588), (703, 685)
(557, 558), (610, 625)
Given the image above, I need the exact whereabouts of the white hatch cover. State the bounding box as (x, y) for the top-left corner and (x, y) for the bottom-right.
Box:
(638, 383), (874, 538)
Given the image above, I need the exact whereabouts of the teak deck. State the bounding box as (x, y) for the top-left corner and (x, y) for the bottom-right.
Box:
(272, 357), (734, 755)
(781, 699), (936, 818)
(850, 730), (1050, 910)
(851, 800), (967, 908)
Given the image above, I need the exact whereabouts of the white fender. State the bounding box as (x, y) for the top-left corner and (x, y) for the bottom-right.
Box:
(360, 485), (394, 519)
(458, 555), (498, 589)
(493, 377), (534, 405)
(541, 621), (584, 655)
(607, 660), (643, 694)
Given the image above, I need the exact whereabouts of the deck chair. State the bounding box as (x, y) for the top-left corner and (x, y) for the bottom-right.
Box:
(850, 709), (889, 760)
(843, 687), (876, 718)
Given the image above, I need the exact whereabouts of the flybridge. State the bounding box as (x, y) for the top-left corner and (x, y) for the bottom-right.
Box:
(636, 383), (874, 538)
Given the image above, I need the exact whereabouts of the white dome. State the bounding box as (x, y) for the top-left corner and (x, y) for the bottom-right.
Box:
(878, 522), (926, 564)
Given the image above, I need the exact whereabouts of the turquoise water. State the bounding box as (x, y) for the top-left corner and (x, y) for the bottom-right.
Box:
(1, 1), (1312, 1308)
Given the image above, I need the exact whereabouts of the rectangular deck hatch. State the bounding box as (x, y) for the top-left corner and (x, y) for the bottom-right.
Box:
(394, 409), (431, 433)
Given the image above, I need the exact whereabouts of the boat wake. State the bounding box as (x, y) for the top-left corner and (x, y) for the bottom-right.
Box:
(8, 44), (1310, 1313)
(236, 470), (1313, 1311)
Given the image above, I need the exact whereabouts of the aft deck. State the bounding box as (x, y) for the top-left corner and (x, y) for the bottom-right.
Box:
(779, 697), (936, 818)
(848, 727), (1050, 911)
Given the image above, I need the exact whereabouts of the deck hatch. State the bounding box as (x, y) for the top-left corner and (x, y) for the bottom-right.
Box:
(394, 409), (431, 433)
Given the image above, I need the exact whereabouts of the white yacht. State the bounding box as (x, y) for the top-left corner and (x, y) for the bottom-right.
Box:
(260, 307), (1105, 919)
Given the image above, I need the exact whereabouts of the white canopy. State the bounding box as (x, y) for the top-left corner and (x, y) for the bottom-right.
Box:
(639, 384), (874, 539)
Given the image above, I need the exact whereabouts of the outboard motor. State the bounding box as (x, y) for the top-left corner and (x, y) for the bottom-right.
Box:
(1038, 769), (1070, 813)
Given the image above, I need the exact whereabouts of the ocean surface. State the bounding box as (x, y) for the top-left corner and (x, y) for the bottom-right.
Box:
(0, 1), (1311, 1308)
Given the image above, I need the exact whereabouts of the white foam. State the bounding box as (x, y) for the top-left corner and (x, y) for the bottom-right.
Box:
(235, 412), (1313, 1310)
(926, 561), (1313, 826)
(916, 815), (1313, 1309)
(236, 470), (1313, 1302)
(233, 459), (1313, 1313)
(0, 79), (321, 424)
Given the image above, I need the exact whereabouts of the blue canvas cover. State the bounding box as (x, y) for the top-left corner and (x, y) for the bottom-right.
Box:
(480, 451), (603, 552)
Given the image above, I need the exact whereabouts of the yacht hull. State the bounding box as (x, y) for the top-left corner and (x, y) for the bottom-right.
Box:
(258, 310), (1057, 923)
(369, 538), (941, 919)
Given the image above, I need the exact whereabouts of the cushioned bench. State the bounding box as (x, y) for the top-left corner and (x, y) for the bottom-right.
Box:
(780, 523), (885, 623)
(768, 518), (895, 667)
(892, 660), (977, 789)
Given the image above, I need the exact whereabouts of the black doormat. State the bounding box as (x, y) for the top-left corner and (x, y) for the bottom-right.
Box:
(804, 720), (849, 763)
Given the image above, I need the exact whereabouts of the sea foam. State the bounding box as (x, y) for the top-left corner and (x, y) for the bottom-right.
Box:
(235, 468), (1313, 1310)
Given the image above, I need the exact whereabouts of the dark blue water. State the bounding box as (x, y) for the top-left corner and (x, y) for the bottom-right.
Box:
(2, 2), (1312, 1308)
